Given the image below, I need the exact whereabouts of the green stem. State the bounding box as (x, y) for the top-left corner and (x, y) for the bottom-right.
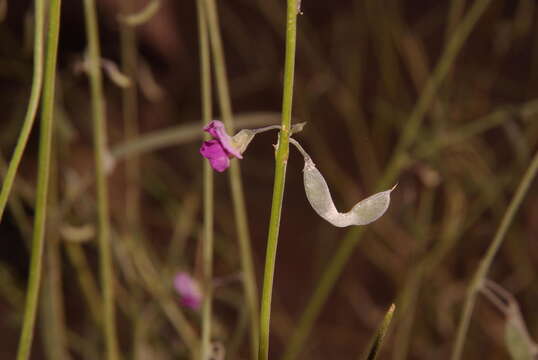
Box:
(203, 0), (260, 357)
(197, 0), (214, 358)
(16, 0), (61, 358)
(450, 149), (538, 359)
(0, 0), (45, 221)
(282, 0), (492, 358)
(259, 0), (298, 359)
(82, 0), (120, 358)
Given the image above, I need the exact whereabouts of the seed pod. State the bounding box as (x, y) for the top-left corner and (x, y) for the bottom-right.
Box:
(291, 138), (395, 227)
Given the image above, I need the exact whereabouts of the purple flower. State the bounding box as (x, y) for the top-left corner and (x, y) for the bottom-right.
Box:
(200, 120), (242, 172)
(174, 272), (202, 310)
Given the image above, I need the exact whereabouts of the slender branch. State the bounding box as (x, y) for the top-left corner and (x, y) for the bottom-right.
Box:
(82, 0), (120, 358)
(16, 0), (61, 358)
(450, 149), (538, 359)
(202, 0), (260, 357)
(258, 0), (298, 359)
(119, 0), (140, 239)
(197, 0), (215, 358)
(0, 0), (45, 221)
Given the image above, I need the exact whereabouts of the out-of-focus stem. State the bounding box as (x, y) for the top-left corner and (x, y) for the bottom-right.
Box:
(16, 0), (61, 359)
(120, 0), (140, 237)
(202, 0), (260, 357)
(197, 0), (215, 358)
(41, 150), (70, 360)
(82, 0), (120, 358)
(0, 0), (45, 221)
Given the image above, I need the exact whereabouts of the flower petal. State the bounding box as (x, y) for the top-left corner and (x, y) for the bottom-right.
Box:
(203, 120), (242, 159)
(200, 139), (225, 159)
(200, 140), (231, 172)
(208, 155), (230, 172)
(174, 272), (202, 310)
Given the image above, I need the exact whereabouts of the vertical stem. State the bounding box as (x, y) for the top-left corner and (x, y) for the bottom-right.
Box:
(118, 3), (142, 357)
(259, 0), (298, 359)
(16, 0), (61, 359)
(450, 149), (538, 360)
(0, 0), (45, 221)
(197, 0), (214, 358)
(41, 147), (70, 360)
(82, 0), (120, 358)
(119, 1), (140, 237)
(202, 0), (260, 357)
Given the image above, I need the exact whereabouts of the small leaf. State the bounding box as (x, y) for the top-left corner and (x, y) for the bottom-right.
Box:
(505, 312), (538, 360)
(362, 304), (396, 360)
(479, 280), (538, 360)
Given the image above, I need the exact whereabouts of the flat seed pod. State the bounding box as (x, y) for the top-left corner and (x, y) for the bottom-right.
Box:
(293, 138), (395, 227)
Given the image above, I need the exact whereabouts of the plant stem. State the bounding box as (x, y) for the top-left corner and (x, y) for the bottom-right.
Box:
(450, 149), (538, 359)
(259, 0), (298, 359)
(82, 0), (120, 358)
(16, 0), (61, 358)
(119, 0), (140, 239)
(282, 0), (492, 357)
(202, 0), (260, 357)
(41, 148), (70, 360)
(0, 0), (45, 221)
(197, 0), (214, 358)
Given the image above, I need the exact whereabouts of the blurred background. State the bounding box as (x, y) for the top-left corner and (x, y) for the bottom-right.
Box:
(1, 0), (538, 359)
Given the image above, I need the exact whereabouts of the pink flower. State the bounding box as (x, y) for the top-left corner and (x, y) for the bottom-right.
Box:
(200, 121), (242, 172)
(174, 272), (202, 310)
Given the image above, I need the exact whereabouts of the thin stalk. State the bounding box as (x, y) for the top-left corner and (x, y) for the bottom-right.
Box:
(197, 0), (214, 358)
(41, 147), (70, 360)
(203, 0), (259, 357)
(16, 0), (61, 358)
(450, 149), (538, 359)
(119, 2), (142, 356)
(65, 243), (102, 326)
(259, 0), (298, 359)
(119, 0), (140, 238)
(0, 0), (45, 221)
(282, 0), (492, 358)
(82, 0), (120, 358)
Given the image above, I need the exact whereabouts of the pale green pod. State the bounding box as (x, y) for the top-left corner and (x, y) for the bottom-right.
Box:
(292, 138), (395, 227)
